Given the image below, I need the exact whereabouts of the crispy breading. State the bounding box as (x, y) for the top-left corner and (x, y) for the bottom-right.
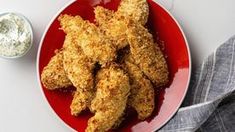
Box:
(127, 21), (169, 87)
(94, 0), (149, 49)
(94, 7), (128, 49)
(124, 54), (155, 120)
(95, 0), (149, 27)
(63, 34), (95, 115)
(118, 0), (149, 25)
(94, 6), (114, 26)
(70, 90), (94, 115)
(41, 49), (72, 90)
(86, 64), (130, 132)
(59, 14), (116, 65)
(39, 0), (172, 130)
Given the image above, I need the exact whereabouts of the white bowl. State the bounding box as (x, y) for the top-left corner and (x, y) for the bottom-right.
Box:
(0, 12), (33, 59)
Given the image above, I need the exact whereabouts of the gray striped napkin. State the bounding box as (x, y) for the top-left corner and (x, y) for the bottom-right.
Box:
(159, 36), (235, 132)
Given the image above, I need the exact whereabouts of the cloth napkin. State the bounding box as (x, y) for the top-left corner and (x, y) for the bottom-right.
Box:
(159, 36), (235, 132)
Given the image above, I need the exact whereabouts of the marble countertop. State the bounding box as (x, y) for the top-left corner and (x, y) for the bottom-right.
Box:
(0, 0), (235, 131)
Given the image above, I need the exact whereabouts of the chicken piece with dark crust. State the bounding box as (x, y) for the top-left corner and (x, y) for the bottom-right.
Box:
(86, 64), (130, 132)
(41, 49), (72, 90)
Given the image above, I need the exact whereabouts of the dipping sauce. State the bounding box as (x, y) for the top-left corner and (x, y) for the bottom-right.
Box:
(0, 13), (33, 58)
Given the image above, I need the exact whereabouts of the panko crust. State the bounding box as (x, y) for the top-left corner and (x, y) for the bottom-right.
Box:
(94, 6), (128, 50)
(63, 34), (95, 115)
(94, 0), (149, 50)
(59, 14), (116, 65)
(124, 55), (155, 120)
(41, 49), (72, 90)
(40, 0), (171, 131)
(118, 0), (149, 25)
(127, 21), (169, 87)
(86, 63), (130, 132)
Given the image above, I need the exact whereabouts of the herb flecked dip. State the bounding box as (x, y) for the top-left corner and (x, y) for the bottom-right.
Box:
(0, 13), (32, 58)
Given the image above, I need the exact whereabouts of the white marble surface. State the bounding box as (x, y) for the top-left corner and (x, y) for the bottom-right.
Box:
(0, 0), (235, 131)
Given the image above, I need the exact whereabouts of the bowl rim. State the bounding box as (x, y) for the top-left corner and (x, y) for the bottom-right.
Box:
(0, 12), (34, 59)
(36, 0), (192, 131)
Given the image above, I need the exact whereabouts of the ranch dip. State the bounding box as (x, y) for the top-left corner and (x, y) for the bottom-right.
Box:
(0, 13), (32, 58)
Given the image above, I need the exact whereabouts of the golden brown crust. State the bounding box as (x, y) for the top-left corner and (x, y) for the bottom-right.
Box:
(94, 6), (128, 50)
(41, 49), (72, 90)
(94, 6), (115, 26)
(127, 21), (169, 87)
(59, 14), (116, 65)
(118, 0), (149, 25)
(70, 90), (94, 115)
(94, 0), (149, 50)
(86, 64), (130, 132)
(124, 54), (155, 120)
(63, 34), (95, 115)
(40, 0), (170, 130)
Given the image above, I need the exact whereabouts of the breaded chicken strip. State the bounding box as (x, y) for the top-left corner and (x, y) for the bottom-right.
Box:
(41, 49), (72, 90)
(86, 64), (130, 132)
(59, 14), (116, 65)
(94, 0), (149, 49)
(118, 0), (149, 25)
(124, 54), (155, 120)
(127, 21), (169, 87)
(95, 0), (149, 27)
(95, 7), (128, 49)
(63, 34), (95, 115)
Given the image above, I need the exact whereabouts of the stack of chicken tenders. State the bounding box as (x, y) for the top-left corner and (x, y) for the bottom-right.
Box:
(41, 0), (169, 131)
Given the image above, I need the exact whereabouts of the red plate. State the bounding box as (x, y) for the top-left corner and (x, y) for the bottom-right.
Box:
(37, 0), (191, 131)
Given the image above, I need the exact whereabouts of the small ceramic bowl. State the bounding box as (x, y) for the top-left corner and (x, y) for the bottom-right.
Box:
(0, 12), (33, 59)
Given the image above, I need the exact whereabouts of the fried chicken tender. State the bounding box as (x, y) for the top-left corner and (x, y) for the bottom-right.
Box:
(59, 14), (116, 64)
(86, 64), (130, 132)
(41, 49), (72, 90)
(63, 34), (95, 115)
(94, 0), (149, 49)
(127, 21), (169, 87)
(117, 0), (149, 25)
(123, 54), (155, 120)
(94, 7), (128, 49)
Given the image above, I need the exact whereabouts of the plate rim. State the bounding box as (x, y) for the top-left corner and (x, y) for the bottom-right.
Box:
(36, 0), (77, 131)
(36, 0), (192, 131)
(151, 1), (192, 131)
